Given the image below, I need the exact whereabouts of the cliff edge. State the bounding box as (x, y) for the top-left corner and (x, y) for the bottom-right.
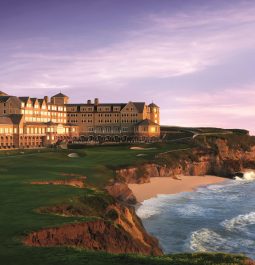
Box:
(24, 133), (255, 256)
(108, 135), (255, 202)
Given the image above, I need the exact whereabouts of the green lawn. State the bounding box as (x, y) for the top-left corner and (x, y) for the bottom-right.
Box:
(0, 143), (252, 264)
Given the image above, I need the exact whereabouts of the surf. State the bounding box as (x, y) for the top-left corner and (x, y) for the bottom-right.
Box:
(234, 170), (255, 181)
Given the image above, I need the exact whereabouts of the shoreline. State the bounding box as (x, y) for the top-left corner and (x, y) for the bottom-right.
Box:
(128, 175), (226, 203)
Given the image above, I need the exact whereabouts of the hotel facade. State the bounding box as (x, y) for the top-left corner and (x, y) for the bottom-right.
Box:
(0, 91), (160, 149)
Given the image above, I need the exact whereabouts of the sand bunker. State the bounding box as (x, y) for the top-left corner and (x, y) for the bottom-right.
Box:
(130, 147), (157, 150)
(67, 153), (80, 158)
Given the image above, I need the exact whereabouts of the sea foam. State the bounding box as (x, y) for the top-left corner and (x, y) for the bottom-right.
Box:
(221, 211), (255, 231)
(190, 228), (228, 252)
(235, 171), (255, 181)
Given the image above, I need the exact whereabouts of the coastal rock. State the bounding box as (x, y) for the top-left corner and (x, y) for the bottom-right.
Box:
(106, 182), (137, 204)
(114, 137), (255, 198)
(24, 135), (255, 257)
(24, 204), (162, 256)
(116, 164), (160, 184)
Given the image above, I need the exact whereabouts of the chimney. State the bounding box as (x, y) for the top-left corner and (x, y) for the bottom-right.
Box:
(44, 96), (48, 103)
(87, 99), (92, 104)
(94, 98), (99, 105)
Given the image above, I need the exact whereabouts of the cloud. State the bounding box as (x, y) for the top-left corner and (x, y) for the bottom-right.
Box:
(161, 84), (255, 134)
(1, 1), (255, 93)
(0, 1), (255, 134)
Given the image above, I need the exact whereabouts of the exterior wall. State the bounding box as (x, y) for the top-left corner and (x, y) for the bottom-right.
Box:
(0, 124), (14, 148)
(0, 92), (160, 149)
(20, 99), (67, 124)
(0, 97), (21, 115)
(120, 102), (139, 134)
(135, 124), (160, 137)
(66, 101), (158, 137)
(0, 122), (79, 149)
(50, 96), (69, 105)
(149, 107), (160, 124)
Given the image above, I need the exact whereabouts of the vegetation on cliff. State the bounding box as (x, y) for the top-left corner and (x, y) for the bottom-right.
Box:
(1, 127), (255, 264)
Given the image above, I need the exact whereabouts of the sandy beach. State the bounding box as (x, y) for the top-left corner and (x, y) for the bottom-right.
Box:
(128, 176), (226, 203)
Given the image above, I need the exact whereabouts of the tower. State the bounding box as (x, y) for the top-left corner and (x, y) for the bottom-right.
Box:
(148, 103), (160, 124)
(50, 92), (69, 105)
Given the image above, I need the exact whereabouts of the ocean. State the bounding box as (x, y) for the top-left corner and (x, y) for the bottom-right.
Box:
(136, 172), (255, 259)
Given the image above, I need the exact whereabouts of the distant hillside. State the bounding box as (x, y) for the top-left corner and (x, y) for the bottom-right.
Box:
(160, 125), (249, 141)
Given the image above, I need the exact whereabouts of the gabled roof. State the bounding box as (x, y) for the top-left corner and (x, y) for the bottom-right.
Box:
(66, 103), (127, 112)
(30, 98), (38, 105)
(0, 114), (23, 125)
(133, 102), (145, 113)
(0, 96), (11, 103)
(0, 116), (13, 124)
(45, 121), (57, 125)
(38, 99), (45, 105)
(148, 102), (159, 108)
(9, 114), (23, 124)
(135, 119), (159, 126)
(0, 91), (9, 96)
(66, 103), (125, 106)
(66, 102), (147, 113)
(19, 97), (30, 103)
(52, 92), (68, 98)
(25, 122), (47, 126)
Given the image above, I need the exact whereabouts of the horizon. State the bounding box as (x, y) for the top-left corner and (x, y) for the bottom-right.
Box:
(1, 0), (255, 133)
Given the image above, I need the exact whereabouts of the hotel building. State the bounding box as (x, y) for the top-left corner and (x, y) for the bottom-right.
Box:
(0, 91), (160, 149)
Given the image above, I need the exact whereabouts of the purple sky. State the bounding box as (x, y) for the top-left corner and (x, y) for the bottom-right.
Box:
(1, 0), (255, 133)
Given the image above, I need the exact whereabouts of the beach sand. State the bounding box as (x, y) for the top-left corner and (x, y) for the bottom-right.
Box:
(128, 176), (226, 203)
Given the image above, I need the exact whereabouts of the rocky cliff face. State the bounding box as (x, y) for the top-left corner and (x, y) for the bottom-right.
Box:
(24, 203), (162, 256)
(109, 138), (255, 203)
(25, 136), (255, 256)
(106, 182), (137, 204)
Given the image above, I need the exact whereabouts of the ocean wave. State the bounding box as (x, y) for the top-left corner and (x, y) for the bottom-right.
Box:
(189, 228), (229, 252)
(136, 196), (168, 219)
(221, 211), (255, 231)
(189, 227), (255, 254)
(176, 204), (208, 217)
(201, 183), (227, 192)
(197, 180), (239, 194)
(136, 192), (193, 219)
(235, 171), (255, 181)
(136, 207), (160, 219)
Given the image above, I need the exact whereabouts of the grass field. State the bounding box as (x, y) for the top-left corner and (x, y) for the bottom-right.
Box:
(0, 140), (253, 264)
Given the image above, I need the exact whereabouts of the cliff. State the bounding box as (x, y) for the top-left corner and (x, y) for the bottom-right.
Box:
(107, 136), (255, 202)
(24, 134), (255, 256)
(24, 200), (162, 255)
